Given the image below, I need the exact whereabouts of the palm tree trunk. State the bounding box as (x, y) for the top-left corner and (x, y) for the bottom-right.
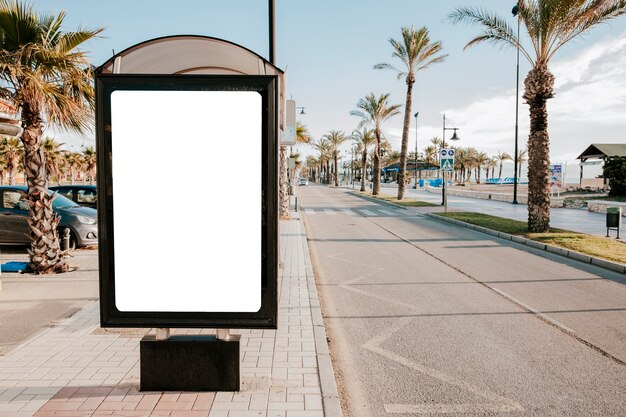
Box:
(372, 129), (382, 195)
(21, 105), (69, 273)
(523, 65), (554, 233)
(397, 79), (414, 200)
(498, 162), (503, 179)
(361, 150), (367, 192)
(334, 155), (339, 186)
(279, 145), (289, 217)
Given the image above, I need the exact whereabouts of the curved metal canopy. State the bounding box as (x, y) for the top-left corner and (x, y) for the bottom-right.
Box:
(97, 35), (284, 77)
(97, 35), (286, 132)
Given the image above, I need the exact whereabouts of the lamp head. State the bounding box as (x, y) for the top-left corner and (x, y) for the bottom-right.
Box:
(450, 129), (460, 141)
(512, 4), (519, 16)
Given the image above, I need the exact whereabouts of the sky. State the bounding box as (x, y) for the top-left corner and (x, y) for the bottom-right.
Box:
(37, 0), (626, 177)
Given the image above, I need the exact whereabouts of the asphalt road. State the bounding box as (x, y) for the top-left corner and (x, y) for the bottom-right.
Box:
(298, 185), (626, 417)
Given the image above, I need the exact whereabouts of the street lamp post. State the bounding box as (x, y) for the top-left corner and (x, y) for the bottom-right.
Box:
(414, 112), (419, 190)
(512, 3), (520, 204)
(441, 114), (460, 207)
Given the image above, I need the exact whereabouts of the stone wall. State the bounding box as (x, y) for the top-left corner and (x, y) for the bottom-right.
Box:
(588, 200), (626, 217)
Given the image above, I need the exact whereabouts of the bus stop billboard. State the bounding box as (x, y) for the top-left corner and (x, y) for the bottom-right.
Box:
(96, 74), (278, 329)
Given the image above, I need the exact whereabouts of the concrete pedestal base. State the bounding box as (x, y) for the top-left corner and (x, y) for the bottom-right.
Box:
(140, 335), (240, 391)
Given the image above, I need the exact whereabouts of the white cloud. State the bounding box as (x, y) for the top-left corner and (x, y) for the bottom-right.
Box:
(435, 31), (626, 163)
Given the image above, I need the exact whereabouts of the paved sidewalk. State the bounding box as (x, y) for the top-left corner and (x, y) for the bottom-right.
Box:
(0, 214), (340, 417)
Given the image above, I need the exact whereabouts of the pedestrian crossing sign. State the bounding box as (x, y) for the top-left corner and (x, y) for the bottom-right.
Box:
(440, 148), (454, 172)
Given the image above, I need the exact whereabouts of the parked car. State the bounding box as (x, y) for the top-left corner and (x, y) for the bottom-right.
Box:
(297, 178), (309, 186)
(0, 186), (98, 247)
(49, 185), (97, 208)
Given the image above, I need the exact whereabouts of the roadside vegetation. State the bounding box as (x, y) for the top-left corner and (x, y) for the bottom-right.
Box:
(437, 212), (626, 265)
(356, 190), (437, 207)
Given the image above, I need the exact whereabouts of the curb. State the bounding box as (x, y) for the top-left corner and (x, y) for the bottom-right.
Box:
(296, 210), (344, 417)
(425, 213), (626, 274)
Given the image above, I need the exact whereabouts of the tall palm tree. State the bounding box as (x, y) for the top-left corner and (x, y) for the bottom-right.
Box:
(42, 137), (65, 184)
(0, 137), (23, 184)
(374, 26), (447, 200)
(323, 130), (347, 186)
(350, 93), (401, 195)
(516, 147), (528, 181)
(473, 151), (490, 184)
(313, 138), (332, 184)
(0, 1), (102, 272)
(495, 151), (512, 180)
(305, 155), (317, 181)
(82, 147), (96, 184)
(352, 128), (375, 192)
(63, 151), (84, 185)
(450, 0), (626, 232)
(424, 145), (438, 165)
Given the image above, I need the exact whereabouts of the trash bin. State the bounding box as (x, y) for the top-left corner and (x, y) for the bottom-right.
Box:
(606, 207), (622, 238)
(419, 179), (424, 188)
(606, 207), (622, 227)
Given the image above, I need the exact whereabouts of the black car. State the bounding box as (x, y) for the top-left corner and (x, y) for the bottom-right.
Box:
(49, 185), (97, 208)
(0, 186), (98, 247)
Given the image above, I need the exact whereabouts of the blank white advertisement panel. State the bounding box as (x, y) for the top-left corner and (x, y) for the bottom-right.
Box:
(110, 91), (262, 312)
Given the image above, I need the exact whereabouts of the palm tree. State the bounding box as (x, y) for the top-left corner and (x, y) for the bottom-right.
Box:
(351, 93), (401, 195)
(0, 137), (23, 184)
(516, 147), (528, 181)
(0, 1), (102, 272)
(296, 121), (312, 145)
(42, 137), (65, 184)
(313, 138), (332, 184)
(82, 147), (96, 184)
(495, 151), (512, 180)
(0, 158), (6, 185)
(63, 151), (84, 185)
(473, 151), (490, 184)
(323, 130), (347, 186)
(424, 145), (438, 165)
(450, 0), (626, 232)
(374, 26), (447, 200)
(352, 128), (375, 192)
(305, 155), (317, 181)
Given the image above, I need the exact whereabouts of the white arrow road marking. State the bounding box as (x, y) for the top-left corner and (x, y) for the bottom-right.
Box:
(340, 285), (524, 414)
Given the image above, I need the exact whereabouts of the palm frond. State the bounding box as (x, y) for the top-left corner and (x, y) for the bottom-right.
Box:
(449, 6), (535, 64)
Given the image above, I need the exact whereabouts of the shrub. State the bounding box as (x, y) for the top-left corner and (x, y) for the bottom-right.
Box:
(604, 157), (626, 197)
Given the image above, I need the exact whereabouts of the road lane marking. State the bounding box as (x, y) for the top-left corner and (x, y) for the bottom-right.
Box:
(305, 208), (316, 214)
(359, 209), (376, 216)
(490, 287), (575, 334)
(342, 209), (356, 216)
(323, 209), (337, 215)
(379, 209), (399, 216)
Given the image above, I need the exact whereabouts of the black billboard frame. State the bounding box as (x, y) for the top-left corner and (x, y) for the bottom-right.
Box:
(96, 74), (278, 329)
